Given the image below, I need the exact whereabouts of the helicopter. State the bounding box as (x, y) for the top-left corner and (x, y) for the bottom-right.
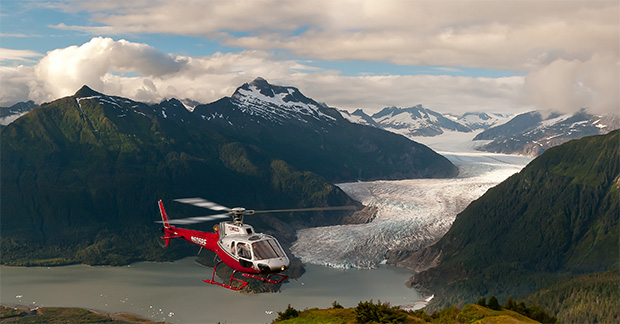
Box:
(157, 198), (355, 290)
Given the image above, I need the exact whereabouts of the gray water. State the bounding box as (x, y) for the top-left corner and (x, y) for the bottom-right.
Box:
(0, 257), (421, 323)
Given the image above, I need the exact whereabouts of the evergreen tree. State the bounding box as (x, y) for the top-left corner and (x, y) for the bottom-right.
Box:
(477, 297), (487, 307)
(275, 304), (299, 321)
(505, 296), (516, 310)
(488, 296), (501, 310)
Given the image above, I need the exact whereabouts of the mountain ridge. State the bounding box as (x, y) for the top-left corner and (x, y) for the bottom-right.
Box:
(192, 78), (458, 182)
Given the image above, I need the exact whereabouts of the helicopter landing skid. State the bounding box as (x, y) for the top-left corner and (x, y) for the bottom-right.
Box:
(203, 261), (249, 291)
(203, 261), (288, 290)
(242, 272), (288, 284)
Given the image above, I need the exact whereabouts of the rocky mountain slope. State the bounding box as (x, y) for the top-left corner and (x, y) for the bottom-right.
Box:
(194, 78), (458, 181)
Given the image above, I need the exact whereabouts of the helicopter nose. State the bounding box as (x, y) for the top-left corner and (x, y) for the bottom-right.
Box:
(257, 261), (288, 273)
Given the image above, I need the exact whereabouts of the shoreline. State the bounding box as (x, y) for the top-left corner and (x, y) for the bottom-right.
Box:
(0, 303), (163, 323)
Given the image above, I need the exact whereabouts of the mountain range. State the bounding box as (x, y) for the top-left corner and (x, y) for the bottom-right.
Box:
(400, 130), (619, 322)
(0, 78), (456, 267)
(340, 106), (511, 137)
(340, 105), (619, 159)
(474, 109), (620, 156)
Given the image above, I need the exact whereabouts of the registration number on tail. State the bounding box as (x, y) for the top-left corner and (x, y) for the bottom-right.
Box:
(191, 236), (207, 246)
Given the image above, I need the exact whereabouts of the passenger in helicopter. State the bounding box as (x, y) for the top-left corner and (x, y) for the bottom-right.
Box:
(237, 242), (251, 259)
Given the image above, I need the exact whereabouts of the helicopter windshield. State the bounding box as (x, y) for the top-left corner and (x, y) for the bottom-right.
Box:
(252, 239), (284, 260)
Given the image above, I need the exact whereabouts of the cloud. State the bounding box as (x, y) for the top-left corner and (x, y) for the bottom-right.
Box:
(33, 37), (186, 99)
(15, 1), (613, 116)
(289, 74), (526, 114)
(2, 38), (320, 106)
(0, 48), (43, 63)
(2, 37), (529, 115)
(52, 0), (618, 71)
(4, 35), (616, 116)
(523, 54), (619, 115)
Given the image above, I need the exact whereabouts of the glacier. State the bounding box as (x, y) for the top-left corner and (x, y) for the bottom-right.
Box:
(291, 131), (533, 269)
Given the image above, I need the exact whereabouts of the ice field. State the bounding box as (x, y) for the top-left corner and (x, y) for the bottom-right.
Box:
(291, 132), (533, 269)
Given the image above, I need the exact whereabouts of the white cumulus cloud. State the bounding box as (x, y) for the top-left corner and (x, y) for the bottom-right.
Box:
(33, 37), (186, 100)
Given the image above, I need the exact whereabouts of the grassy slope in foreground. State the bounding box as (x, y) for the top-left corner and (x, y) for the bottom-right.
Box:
(272, 303), (543, 324)
(0, 305), (162, 323)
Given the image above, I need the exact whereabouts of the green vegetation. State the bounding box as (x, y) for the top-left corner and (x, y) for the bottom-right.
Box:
(1, 305), (27, 319)
(527, 269), (619, 324)
(353, 300), (408, 323)
(407, 131), (619, 323)
(276, 304), (301, 321)
(0, 305), (161, 323)
(272, 299), (552, 323)
(1, 88), (360, 267)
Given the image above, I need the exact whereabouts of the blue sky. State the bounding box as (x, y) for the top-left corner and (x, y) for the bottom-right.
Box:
(1, 0), (617, 115)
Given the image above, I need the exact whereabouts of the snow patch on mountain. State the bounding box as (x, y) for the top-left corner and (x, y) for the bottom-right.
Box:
(453, 112), (512, 130)
(291, 131), (532, 269)
(231, 82), (336, 125)
(340, 106), (511, 138)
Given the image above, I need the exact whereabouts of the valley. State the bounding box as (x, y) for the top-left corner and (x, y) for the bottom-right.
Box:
(291, 132), (532, 269)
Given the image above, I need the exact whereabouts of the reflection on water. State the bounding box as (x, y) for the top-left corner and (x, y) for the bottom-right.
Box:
(1, 257), (421, 323)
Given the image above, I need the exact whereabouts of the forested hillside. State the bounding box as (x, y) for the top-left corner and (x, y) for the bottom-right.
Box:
(0, 87), (358, 266)
(407, 130), (619, 322)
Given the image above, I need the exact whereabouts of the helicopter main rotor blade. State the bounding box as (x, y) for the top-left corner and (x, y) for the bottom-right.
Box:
(253, 206), (357, 214)
(157, 213), (230, 225)
(174, 198), (230, 211)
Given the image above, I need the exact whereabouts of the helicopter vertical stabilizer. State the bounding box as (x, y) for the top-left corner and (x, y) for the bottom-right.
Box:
(158, 200), (172, 246)
(158, 200), (171, 228)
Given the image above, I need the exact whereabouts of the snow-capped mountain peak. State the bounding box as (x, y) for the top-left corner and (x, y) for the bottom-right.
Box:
(339, 109), (378, 127)
(454, 112), (512, 130)
(228, 77), (337, 124)
(370, 105), (471, 137)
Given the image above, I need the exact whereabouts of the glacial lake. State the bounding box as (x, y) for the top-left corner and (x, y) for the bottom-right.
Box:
(0, 257), (422, 323)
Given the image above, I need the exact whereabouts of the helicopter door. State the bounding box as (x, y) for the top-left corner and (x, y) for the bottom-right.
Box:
(236, 242), (253, 268)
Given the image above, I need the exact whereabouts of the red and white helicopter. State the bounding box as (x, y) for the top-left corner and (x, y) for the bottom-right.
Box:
(157, 198), (354, 290)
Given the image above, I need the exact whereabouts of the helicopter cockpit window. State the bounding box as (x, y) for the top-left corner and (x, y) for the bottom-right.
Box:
(236, 242), (251, 259)
(252, 239), (284, 260)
